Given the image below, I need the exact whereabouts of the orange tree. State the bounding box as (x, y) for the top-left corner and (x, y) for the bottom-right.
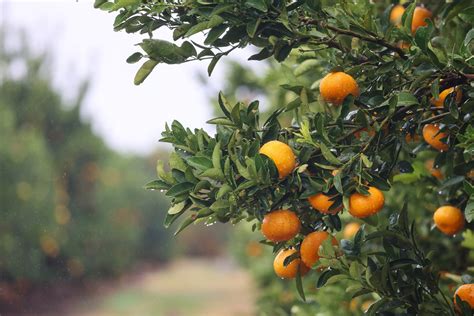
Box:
(97, 0), (474, 314)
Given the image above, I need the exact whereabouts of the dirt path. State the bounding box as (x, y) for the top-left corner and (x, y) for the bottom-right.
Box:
(64, 258), (256, 316)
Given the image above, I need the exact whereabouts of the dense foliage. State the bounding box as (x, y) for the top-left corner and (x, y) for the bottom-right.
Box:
(98, 0), (474, 314)
(0, 31), (172, 296)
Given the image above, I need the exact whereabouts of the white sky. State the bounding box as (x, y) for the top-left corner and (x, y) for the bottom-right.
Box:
(0, 0), (260, 155)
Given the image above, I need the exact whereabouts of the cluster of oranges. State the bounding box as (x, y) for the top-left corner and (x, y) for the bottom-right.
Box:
(256, 4), (472, 306)
(259, 140), (385, 279)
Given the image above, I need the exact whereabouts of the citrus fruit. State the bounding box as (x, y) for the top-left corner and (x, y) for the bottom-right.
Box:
(343, 222), (361, 239)
(433, 205), (464, 235)
(320, 71), (360, 106)
(405, 132), (420, 143)
(261, 210), (300, 242)
(425, 159), (443, 180)
(308, 193), (342, 214)
(300, 231), (337, 268)
(246, 241), (263, 257)
(422, 124), (449, 151)
(454, 284), (474, 310)
(354, 127), (375, 139)
(349, 186), (385, 218)
(390, 4), (405, 26)
(431, 87), (462, 107)
(259, 140), (296, 179)
(273, 248), (310, 279)
(411, 7), (432, 34)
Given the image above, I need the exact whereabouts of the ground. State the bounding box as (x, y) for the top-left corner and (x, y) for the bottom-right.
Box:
(65, 258), (256, 316)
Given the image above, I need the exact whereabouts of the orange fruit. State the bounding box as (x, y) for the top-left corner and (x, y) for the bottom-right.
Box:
(405, 132), (420, 143)
(343, 222), (361, 239)
(273, 248), (310, 279)
(433, 205), (464, 235)
(468, 169), (474, 179)
(308, 193), (342, 214)
(431, 87), (462, 107)
(411, 7), (432, 34)
(354, 127), (376, 139)
(422, 124), (449, 151)
(300, 231), (338, 268)
(259, 140), (296, 179)
(397, 41), (411, 50)
(320, 71), (360, 106)
(361, 300), (374, 312)
(246, 241), (263, 257)
(349, 298), (359, 312)
(349, 186), (385, 218)
(454, 284), (474, 310)
(425, 159), (443, 180)
(390, 4), (405, 26)
(261, 210), (300, 242)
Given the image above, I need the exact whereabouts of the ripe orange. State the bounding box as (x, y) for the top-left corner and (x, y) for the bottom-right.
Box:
(468, 169), (474, 179)
(390, 4), (405, 26)
(425, 159), (443, 180)
(300, 231), (337, 268)
(273, 248), (310, 279)
(308, 193), (342, 214)
(361, 300), (374, 312)
(259, 140), (296, 179)
(320, 71), (360, 106)
(397, 41), (411, 50)
(422, 124), (449, 151)
(454, 284), (474, 310)
(405, 132), (420, 143)
(349, 186), (385, 218)
(246, 241), (263, 257)
(433, 205), (464, 236)
(343, 222), (361, 239)
(261, 210), (300, 242)
(431, 87), (462, 107)
(411, 7), (432, 34)
(354, 127), (376, 139)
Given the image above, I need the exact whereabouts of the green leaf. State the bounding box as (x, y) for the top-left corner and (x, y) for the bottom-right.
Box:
(210, 199), (230, 211)
(349, 261), (362, 280)
(295, 268), (306, 301)
(187, 15), (225, 37)
(397, 91), (418, 106)
(246, 18), (260, 38)
(465, 201), (474, 223)
(212, 142), (222, 169)
(126, 52), (143, 64)
(319, 142), (341, 165)
(111, 0), (140, 10)
(402, 3), (416, 34)
(464, 28), (474, 46)
(317, 269), (340, 288)
(134, 60), (158, 85)
(187, 156), (213, 171)
(144, 179), (170, 190)
(245, 0), (267, 12)
(200, 168), (225, 180)
(208, 54), (223, 76)
(205, 25), (227, 45)
(174, 216), (196, 236)
(168, 201), (186, 215)
(166, 182), (194, 197)
(414, 20), (434, 51)
(94, 0), (108, 8)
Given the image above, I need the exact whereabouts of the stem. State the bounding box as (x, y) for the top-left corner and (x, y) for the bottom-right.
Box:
(305, 20), (407, 59)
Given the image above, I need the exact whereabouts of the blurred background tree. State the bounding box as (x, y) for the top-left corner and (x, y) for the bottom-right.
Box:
(0, 28), (175, 300)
